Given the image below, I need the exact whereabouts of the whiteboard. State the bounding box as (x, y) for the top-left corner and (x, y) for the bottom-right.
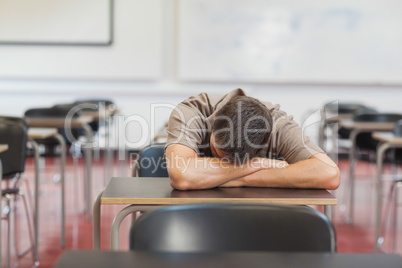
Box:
(178, 0), (402, 84)
(0, 0), (162, 80)
(0, 0), (111, 45)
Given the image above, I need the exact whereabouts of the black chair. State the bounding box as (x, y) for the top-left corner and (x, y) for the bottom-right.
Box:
(321, 102), (372, 157)
(354, 112), (402, 153)
(72, 99), (116, 133)
(0, 117), (34, 267)
(132, 144), (168, 177)
(338, 107), (377, 141)
(129, 203), (336, 252)
(67, 99), (116, 162)
(24, 106), (82, 155)
(129, 144), (169, 230)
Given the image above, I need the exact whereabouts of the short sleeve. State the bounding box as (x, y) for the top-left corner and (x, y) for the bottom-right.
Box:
(165, 104), (211, 154)
(270, 112), (324, 164)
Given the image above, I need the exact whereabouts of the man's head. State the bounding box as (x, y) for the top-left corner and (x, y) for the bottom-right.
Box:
(211, 96), (273, 164)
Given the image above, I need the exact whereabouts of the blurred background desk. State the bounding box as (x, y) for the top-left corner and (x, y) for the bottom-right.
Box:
(372, 132), (402, 252)
(339, 119), (396, 225)
(26, 116), (94, 220)
(27, 128), (67, 253)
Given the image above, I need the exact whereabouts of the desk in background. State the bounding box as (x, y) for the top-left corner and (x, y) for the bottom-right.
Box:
(54, 250), (402, 268)
(0, 144), (9, 267)
(93, 177), (337, 251)
(339, 119), (395, 226)
(27, 127), (67, 264)
(26, 116), (94, 220)
(372, 132), (402, 252)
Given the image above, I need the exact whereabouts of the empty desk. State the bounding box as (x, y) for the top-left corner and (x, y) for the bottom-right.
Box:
(93, 177), (337, 250)
(339, 119), (396, 225)
(28, 128), (67, 252)
(26, 115), (94, 220)
(372, 132), (402, 252)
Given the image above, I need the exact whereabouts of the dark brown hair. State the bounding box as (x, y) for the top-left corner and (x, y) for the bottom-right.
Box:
(213, 96), (272, 164)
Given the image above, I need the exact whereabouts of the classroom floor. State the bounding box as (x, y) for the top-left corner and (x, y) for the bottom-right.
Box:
(1, 152), (402, 267)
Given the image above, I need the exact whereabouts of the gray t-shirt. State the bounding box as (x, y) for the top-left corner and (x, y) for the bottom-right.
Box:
(166, 88), (323, 164)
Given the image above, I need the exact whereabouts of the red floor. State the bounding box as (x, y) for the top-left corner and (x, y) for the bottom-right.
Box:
(1, 154), (402, 267)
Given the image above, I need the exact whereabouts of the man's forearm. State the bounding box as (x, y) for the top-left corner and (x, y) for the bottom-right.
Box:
(220, 155), (340, 190)
(168, 155), (263, 190)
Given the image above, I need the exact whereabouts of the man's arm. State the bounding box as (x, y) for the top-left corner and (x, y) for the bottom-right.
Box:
(220, 153), (340, 190)
(166, 144), (280, 190)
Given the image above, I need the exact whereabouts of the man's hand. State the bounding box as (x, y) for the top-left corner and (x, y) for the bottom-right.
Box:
(219, 158), (289, 187)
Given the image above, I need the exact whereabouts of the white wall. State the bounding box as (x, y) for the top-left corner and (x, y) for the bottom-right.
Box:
(1, 0), (401, 149)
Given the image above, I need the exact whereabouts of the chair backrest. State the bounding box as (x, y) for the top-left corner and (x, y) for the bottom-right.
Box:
(72, 99), (115, 132)
(353, 107), (378, 118)
(354, 112), (402, 123)
(0, 117), (28, 177)
(73, 99), (115, 112)
(130, 203), (336, 252)
(134, 144), (168, 177)
(25, 106), (81, 118)
(25, 107), (82, 145)
(353, 112), (402, 151)
(338, 103), (368, 114)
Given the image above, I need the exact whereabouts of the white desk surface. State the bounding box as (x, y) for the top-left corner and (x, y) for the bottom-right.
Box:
(28, 128), (58, 139)
(0, 144), (8, 153)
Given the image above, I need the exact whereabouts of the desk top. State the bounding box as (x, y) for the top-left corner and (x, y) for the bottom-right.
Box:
(325, 113), (353, 123)
(81, 109), (118, 119)
(372, 132), (402, 144)
(0, 144), (8, 153)
(26, 115), (94, 128)
(340, 119), (395, 131)
(54, 250), (402, 268)
(27, 128), (58, 139)
(101, 177), (337, 206)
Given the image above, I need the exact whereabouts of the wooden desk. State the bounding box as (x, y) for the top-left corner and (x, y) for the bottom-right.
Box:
(26, 116), (94, 220)
(54, 250), (402, 268)
(372, 132), (402, 252)
(0, 144), (8, 267)
(93, 177), (337, 251)
(27, 128), (67, 258)
(339, 119), (396, 226)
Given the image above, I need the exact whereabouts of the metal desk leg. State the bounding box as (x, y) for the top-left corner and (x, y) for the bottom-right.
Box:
(319, 118), (326, 150)
(324, 205), (332, 221)
(330, 124), (338, 162)
(53, 134), (66, 248)
(348, 129), (360, 224)
(104, 115), (114, 185)
(110, 205), (153, 251)
(375, 142), (391, 252)
(93, 189), (105, 250)
(0, 159), (2, 266)
(29, 140), (40, 267)
(82, 124), (93, 221)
